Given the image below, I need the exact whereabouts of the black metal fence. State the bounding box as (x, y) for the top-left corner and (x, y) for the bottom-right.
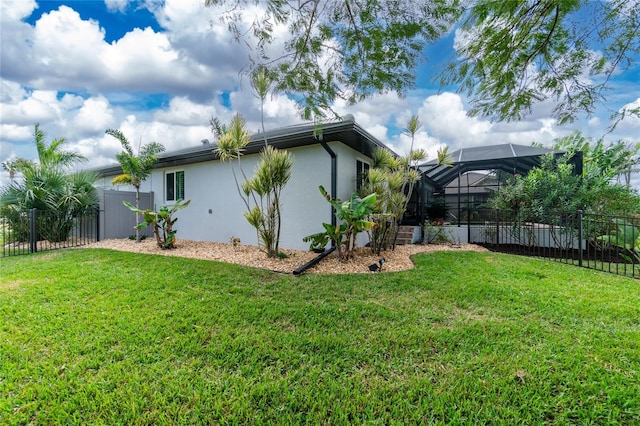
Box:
(467, 209), (639, 279)
(1, 208), (99, 258)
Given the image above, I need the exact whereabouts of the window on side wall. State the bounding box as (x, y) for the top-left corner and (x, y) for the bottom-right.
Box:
(165, 170), (185, 202)
(356, 160), (370, 191)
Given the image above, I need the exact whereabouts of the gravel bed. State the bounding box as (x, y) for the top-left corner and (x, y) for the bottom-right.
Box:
(83, 238), (488, 274)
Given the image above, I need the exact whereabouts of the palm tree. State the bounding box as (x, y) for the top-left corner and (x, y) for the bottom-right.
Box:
(404, 115), (422, 156)
(0, 124), (98, 242)
(2, 159), (19, 182)
(436, 145), (454, 167)
(105, 129), (165, 242)
(33, 123), (85, 169)
(251, 65), (272, 148)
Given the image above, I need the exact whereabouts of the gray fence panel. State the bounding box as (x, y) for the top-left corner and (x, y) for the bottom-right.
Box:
(98, 189), (154, 239)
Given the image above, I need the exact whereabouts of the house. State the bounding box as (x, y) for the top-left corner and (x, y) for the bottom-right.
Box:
(96, 122), (584, 249)
(95, 116), (393, 250)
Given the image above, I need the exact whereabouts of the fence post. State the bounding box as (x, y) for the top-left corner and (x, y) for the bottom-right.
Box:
(96, 207), (100, 242)
(29, 208), (37, 253)
(495, 209), (500, 245)
(467, 207), (471, 243)
(578, 210), (583, 268)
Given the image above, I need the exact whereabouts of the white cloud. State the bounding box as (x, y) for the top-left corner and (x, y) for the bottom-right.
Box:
(72, 96), (116, 134)
(31, 6), (107, 82)
(153, 96), (215, 126)
(331, 91), (576, 159)
(334, 92), (408, 127)
(0, 90), (57, 125)
(588, 116), (601, 127)
(104, 27), (178, 81)
(0, 0), (37, 22)
(0, 124), (33, 141)
(1, 1), (242, 99)
(418, 93), (492, 143)
(0, 80), (26, 103)
(618, 98), (640, 129)
(227, 89), (303, 133)
(104, 0), (132, 14)
(393, 129), (441, 160)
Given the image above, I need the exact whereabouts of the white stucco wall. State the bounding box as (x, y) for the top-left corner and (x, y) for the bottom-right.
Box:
(103, 141), (373, 250)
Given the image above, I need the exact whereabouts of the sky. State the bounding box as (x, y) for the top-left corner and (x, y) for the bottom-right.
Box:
(1, 0), (639, 187)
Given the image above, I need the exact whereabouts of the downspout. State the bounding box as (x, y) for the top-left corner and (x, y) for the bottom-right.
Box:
(292, 139), (338, 276)
(292, 246), (336, 275)
(320, 140), (337, 230)
(419, 174), (425, 242)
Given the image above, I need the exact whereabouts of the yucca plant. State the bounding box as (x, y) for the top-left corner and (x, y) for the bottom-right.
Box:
(214, 114), (294, 257)
(360, 115), (428, 253)
(242, 146), (294, 257)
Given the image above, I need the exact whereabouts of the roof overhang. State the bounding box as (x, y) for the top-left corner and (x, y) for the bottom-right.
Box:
(96, 118), (393, 178)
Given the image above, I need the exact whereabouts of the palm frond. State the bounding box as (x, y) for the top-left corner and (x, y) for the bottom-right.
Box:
(112, 174), (133, 185)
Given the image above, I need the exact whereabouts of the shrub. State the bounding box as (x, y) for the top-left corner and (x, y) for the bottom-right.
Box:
(124, 199), (191, 249)
(304, 186), (376, 261)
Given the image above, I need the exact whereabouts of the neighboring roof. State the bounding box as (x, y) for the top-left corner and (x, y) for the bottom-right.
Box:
(444, 171), (500, 195)
(446, 171), (494, 188)
(419, 143), (577, 189)
(97, 116), (393, 177)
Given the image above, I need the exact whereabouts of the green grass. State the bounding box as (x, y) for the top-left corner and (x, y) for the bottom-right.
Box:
(1, 249), (639, 425)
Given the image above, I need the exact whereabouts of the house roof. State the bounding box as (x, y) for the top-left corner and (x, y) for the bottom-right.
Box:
(419, 143), (579, 189)
(96, 116), (393, 177)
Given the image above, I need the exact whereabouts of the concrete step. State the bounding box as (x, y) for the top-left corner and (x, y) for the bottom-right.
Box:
(394, 226), (417, 245)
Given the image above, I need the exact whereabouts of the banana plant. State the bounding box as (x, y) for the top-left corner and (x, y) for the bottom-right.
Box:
(596, 218), (640, 263)
(123, 199), (191, 249)
(303, 186), (376, 261)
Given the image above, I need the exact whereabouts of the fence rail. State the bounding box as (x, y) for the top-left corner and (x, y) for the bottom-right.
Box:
(1, 208), (99, 258)
(467, 209), (639, 279)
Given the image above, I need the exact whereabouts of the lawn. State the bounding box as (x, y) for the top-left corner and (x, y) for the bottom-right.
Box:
(1, 249), (639, 424)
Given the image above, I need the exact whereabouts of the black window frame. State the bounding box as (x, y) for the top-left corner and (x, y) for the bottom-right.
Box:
(356, 160), (370, 191)
(165, 170), (185, 202)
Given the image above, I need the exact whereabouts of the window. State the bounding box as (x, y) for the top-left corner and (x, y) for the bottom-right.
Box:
(166, 171), (185, 201)
(356, 160), (370, 191)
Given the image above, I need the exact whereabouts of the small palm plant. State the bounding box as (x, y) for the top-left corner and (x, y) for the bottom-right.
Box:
(106, 129), (165, 242)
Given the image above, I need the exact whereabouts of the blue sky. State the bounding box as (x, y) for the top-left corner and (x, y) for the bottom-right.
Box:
(1, 0), (639, 186)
